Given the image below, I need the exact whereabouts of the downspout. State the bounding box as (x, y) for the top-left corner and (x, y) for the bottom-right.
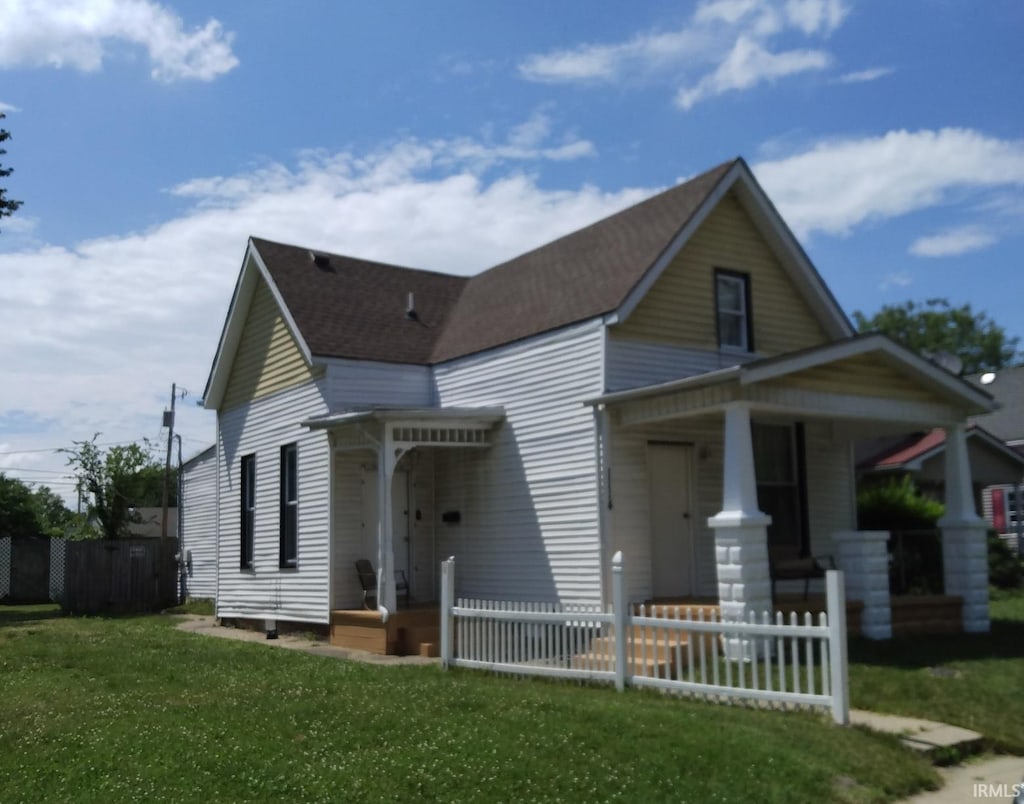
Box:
(174, 433), (183, 604)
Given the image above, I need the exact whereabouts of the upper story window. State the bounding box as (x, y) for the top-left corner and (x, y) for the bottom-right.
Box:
(279, 443), (298, 568)
(715, 270), (752, 352)
(240, 454), (255, 570)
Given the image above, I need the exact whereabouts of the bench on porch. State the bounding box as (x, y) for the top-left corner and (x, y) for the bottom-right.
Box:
(354, 559), (410, 609)
(769, 550), (835, 600)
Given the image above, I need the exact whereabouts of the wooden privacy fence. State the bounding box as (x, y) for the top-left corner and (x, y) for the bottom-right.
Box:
(440, 553), (849, 725)
(60, 538), (178, 614)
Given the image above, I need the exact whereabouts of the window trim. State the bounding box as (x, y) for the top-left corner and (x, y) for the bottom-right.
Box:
(240, 453), (255, 570)
(279, 443), (298, 569)
(714, 269), (754, 353)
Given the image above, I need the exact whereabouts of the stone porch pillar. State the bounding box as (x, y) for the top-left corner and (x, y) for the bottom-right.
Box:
(708, 403), (772, 633)
(833, 531), (892, 639)
(939, 422), (990, 633)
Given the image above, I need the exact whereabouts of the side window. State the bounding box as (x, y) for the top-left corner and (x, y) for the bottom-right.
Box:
(279, 444), (298, 568)
(715, 270), (752, 352)
(240, 454), (255, 569)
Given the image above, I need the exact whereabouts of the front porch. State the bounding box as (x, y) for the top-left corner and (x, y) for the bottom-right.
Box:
(590, 335), (998, 638)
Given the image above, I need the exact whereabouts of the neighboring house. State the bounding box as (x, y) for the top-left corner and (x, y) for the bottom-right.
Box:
(968, 366), (1024, 550)
(127, 507), (178, 540)
(857, 425), (1024, 510)
(201, 158), (998, 648)
(180, 445), (218, 600)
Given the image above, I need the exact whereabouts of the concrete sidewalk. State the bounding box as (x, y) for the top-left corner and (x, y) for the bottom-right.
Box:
(851, 710), (1023, 803)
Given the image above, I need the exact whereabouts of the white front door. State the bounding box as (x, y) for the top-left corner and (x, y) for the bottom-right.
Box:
(648, 443), (695, 598)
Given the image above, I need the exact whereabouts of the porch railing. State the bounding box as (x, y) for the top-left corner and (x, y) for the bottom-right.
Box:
(440, 554), (849, 725)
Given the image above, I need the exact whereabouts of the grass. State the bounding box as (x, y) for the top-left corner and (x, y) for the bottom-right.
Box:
(848, 586), (1024, 754)
(163, 597), (215, 616)
(0, 604), (936, 803)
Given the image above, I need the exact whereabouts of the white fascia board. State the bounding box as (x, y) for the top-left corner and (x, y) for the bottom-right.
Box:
(202, 241), (260, 409)
(202, 239), (315, 410)
(730, 167), (853, 340)
(615, 162), (742, 324)
(248, 244), (314, 367)
(740, 334), (998, 412)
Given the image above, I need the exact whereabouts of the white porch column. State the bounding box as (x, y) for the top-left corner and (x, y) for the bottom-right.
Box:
(938, 422), (990, 633)
(708, 403), (772, 633)
(376, 426), (399, 620)
(833, 531), (892, 639)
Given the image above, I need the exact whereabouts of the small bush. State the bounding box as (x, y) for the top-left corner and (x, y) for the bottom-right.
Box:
(988, 531), (1023, 589)
(857, 476), (944, 531)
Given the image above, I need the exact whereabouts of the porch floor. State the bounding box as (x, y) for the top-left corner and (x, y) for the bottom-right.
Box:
(329, 605), (440, 657)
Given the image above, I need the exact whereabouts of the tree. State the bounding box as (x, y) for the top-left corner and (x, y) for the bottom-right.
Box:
(0, 112), (22, 229)
(32, 485), (75, 538)
(0, 474), (74, 538)
(853, 298), (1021, 375)
(63, 437), (159, 539)
(0, 473), (41, 538)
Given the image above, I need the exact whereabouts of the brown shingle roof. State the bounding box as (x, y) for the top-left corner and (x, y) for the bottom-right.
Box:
(252, 159), (737, 365)
(253, 238), (467, 364)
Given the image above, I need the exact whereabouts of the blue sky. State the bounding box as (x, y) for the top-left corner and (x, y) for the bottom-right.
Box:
(0, 0), (1022, 500)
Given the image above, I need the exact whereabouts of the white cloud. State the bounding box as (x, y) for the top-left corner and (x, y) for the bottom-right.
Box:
(0, 101), (20, 113)
(909, 226), (997, 258)
(753, 128), (1024, 238)
(835, 66), (893, 84)
(880, 272), (913, 291)
(0, 0), (238, 82)
(519, 0), (844, 109)
(0, 119), (639, 500)
(676, 37), (830, 110)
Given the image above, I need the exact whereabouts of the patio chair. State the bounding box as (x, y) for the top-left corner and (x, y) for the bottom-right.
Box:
(354, 559), (410, 609)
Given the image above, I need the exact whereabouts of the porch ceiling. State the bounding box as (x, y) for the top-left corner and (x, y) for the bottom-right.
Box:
(587, 334), (996, 429)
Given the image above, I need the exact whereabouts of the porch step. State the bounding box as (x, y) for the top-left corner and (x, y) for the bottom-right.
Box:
(572, 628), (698, 678)
(890, 595), (963, 637)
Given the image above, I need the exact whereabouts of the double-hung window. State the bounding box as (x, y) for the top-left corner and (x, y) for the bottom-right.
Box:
(240, 454), (255, 569)
(279, 443), (298, 568)
(715, 270), (752, 352)
(752, 422), (808, 556)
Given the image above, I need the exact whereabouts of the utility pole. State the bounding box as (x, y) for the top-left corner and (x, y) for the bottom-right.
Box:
(161, 383), (176, 539)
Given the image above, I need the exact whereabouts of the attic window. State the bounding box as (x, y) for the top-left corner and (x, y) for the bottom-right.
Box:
(715, 269), (753, 352)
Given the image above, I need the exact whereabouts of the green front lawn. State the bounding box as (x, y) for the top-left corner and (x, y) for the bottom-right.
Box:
(848, 587), (1024, 754)
(0, 605), (935, 803)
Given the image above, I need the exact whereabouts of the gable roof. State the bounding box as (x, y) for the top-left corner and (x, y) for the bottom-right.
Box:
(966, 365), (1024, 444)
(205, 157), (855, 404)
(254, 238), (467, 364)
(858, 424), (1024, 474)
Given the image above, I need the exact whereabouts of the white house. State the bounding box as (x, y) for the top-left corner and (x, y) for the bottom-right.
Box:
(201, 158), (997, 652)
(180, 445), (218, 600)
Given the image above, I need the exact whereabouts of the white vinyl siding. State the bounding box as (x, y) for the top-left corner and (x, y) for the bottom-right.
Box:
(432, 322), (605, 604)
(322, 357), (434, 409)
(605, 337), (760, 391)
(607, 417), (722, 603)
(180, 447), (218, 600)
(216, 378), (331, 624)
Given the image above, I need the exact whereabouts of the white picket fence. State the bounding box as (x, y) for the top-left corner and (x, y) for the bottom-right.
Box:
(440, 552), (849, 725)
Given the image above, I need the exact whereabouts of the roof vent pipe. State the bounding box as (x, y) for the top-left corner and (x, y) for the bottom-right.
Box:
(406, 292), (418, 321)
(311, 252), (330, 269)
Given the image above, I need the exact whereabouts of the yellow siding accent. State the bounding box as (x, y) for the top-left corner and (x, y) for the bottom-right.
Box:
(616, 191), (829, 355)
(765, 353), (945, 404)
(221, 279), (315, 411)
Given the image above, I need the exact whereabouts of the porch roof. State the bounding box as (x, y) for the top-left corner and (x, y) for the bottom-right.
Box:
(303, 406), (506, 450)
(585, 334), (998, 427)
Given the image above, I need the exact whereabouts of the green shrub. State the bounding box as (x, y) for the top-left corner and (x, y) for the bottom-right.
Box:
(857, 475), (944, 531)
(988, 530), (1023, 589)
